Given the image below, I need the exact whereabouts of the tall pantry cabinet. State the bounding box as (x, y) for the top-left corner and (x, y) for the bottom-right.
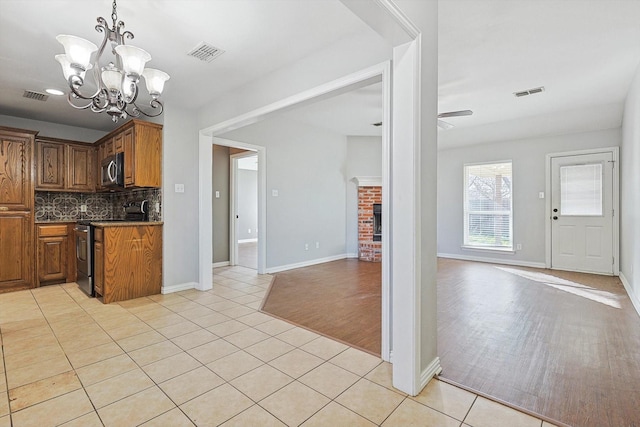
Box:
(0, 127), (37, 293)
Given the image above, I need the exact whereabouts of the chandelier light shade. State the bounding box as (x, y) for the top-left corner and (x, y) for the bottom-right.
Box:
(55, 0), (170, 122)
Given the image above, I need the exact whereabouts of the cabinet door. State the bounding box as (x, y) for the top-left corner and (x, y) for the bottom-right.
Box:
(94, 241), (104, 297)
(114, 133), (124, 153)
(0, 212), (33, 291)
(38, 236), (67, 282)
(67, 145), (94, 192)
(104, 137), (115, 157)
(123, 127), (135, 186)
(1, 134), (33, 209)
(35, 141), (65, 190)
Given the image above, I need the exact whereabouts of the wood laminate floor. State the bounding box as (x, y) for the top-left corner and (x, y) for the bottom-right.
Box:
(261, 259), (381, 355)
(261, 258), (640, 427)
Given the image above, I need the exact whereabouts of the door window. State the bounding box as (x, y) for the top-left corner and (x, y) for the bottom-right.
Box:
(560, 163), (603, 216)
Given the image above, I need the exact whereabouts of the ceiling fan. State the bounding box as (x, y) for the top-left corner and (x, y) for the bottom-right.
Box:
(437, 109), (473, 130)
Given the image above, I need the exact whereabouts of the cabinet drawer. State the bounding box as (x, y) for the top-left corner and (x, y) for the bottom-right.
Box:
(38, 225), (68, 237)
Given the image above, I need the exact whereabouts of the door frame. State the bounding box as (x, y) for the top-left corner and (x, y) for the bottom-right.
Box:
(545, 146), (619, 275)
(199, 62), (392, 362)
(229, 151), (259, 268)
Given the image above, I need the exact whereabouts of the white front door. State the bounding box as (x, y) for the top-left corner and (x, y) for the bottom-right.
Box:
(550, 151), (614, 275)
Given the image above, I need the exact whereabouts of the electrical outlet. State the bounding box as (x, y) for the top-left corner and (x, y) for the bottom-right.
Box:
(155, 202), (160, 212)
(175, 184), (185, 193)
(248, 229), (251, 234)
(80, 204), (87, 213)
(316, 242), (320, 249)
(305, 243), (309, 251)
(516, 243), (522, 250)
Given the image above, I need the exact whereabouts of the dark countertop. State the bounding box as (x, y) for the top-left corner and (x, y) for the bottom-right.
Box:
(35, 220), (76, 224)
(35, 220), (163, 226)
(91, 221), (163, 227)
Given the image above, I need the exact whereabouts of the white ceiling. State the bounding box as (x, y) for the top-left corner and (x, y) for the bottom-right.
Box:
(0, 0), (372, 132)
(1, 1), (640, 144)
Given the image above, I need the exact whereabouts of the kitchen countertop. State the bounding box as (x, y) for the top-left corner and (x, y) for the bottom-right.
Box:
(91, 221), (164, 227)
(35, 220), (163, 226)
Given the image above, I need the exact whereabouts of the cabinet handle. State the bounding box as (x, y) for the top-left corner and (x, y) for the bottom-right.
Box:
(0, 207), (8, 211)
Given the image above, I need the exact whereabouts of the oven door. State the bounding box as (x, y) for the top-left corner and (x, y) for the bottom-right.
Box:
(75, 225), (93, 296)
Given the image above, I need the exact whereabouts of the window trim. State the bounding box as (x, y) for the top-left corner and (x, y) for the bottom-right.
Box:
(463, 160), (514, 252)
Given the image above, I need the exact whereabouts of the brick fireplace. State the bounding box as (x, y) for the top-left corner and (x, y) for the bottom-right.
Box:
(357, 182), (382, 262)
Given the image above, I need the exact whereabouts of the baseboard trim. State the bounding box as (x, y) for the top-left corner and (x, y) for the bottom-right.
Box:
(437, 253), (546, 269)
(346, 252), (359, 259)
(620, 272), (640, 318)
(419, 357), (442, 394)
(266, 254), (348, 274)
(238, 238), (258, 243)
(212, 261), (230, 268)
(162, 282), (197, 294)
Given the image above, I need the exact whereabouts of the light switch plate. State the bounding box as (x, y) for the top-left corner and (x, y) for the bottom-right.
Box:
(215, 191), (220, 198)
(538, 192), (545, 199)
(272, 189), (279, 197)
(175, 184), (185, 193)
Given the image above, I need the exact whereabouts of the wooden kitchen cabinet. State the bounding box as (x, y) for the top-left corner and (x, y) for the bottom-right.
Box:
(0, 126), (36, 293)
(37, 225), (67, 284)
(35, 137), (95, 192)
(96, 120), (162, 189)
(67, 144), (95, 192)
(36, 223), (76, 286)
(0, 212), (33, 293)
(93, 224), (162, 303)
(35, 140), (65, 190)
(94, 228), (104, 297)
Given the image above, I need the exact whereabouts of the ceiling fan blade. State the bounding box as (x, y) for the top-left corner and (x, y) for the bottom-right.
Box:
(437, 119), (454, 130)
(437, 109), (473, 119)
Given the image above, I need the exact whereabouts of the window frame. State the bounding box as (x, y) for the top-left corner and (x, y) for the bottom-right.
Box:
(462, 160), (514, 252)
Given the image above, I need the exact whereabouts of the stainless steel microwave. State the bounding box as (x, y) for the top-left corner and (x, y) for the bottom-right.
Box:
(101, 152), (124, 187)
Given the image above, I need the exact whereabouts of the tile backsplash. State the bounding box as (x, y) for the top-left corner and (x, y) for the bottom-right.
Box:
(35, 189), (162, 222)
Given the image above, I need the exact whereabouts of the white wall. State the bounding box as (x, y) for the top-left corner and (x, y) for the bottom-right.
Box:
(345, 136), (382, 255)
(438, 128), (621, 266)
(237, 168), (258, 241)
(0, 114), (106, 142)
(162, 105), (200, 290)
(621, 61), (640, 313)
(223, 117), (348, 270)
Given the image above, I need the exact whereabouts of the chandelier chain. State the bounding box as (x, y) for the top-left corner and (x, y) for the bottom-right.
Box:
(111, 0), (118, 29)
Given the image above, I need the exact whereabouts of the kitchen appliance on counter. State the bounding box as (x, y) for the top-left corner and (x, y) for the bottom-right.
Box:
(74, 199), (150, 297)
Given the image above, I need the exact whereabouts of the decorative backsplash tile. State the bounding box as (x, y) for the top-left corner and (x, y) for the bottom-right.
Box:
(35, 189), (162, 222)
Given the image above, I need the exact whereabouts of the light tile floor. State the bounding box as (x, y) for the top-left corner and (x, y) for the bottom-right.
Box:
(0, 266), (557, 427)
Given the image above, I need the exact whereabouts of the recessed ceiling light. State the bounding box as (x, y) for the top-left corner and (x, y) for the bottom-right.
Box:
(45, 89), (65, 96)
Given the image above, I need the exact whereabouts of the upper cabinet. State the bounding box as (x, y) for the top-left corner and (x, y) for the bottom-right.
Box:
(35, 137), (95, 192)
(0, 127), (36, 210)
(96, 120), (162, 189)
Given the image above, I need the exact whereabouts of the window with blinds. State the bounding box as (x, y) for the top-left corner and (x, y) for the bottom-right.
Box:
(463, 161), (513, 250)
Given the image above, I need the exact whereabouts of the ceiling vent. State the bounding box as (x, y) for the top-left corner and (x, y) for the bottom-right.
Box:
(514, 86), (545, 97)
(187, 42), (225, 63)
(23, 90), (49, 101)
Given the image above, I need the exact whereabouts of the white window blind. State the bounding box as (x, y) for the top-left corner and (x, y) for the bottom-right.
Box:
(560, 163), (603, 216)
(464, 162), (513, 249)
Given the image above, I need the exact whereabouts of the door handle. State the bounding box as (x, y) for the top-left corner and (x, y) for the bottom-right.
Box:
(553, 208), (558, 212)
(553, 216), (558, 220)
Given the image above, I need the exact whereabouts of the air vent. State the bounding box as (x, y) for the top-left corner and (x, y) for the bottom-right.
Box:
(514, 86), (545, 97)
(187, 42), (225, 63)
(23, 90), (49, 101)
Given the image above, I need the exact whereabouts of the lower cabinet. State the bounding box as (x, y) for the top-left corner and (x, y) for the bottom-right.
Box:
(93, 224), (162, 304)
(36, 223), (76, 286)
(0, 212), (33, 293)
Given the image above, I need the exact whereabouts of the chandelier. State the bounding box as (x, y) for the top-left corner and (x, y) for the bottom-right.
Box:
(55, 0), (169, 122)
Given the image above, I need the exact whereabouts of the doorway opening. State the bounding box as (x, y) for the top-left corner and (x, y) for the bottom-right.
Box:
(231, 152), (259, 270)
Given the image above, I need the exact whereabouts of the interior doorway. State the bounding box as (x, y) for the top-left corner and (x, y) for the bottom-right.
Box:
(231, 152), (259, 269)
